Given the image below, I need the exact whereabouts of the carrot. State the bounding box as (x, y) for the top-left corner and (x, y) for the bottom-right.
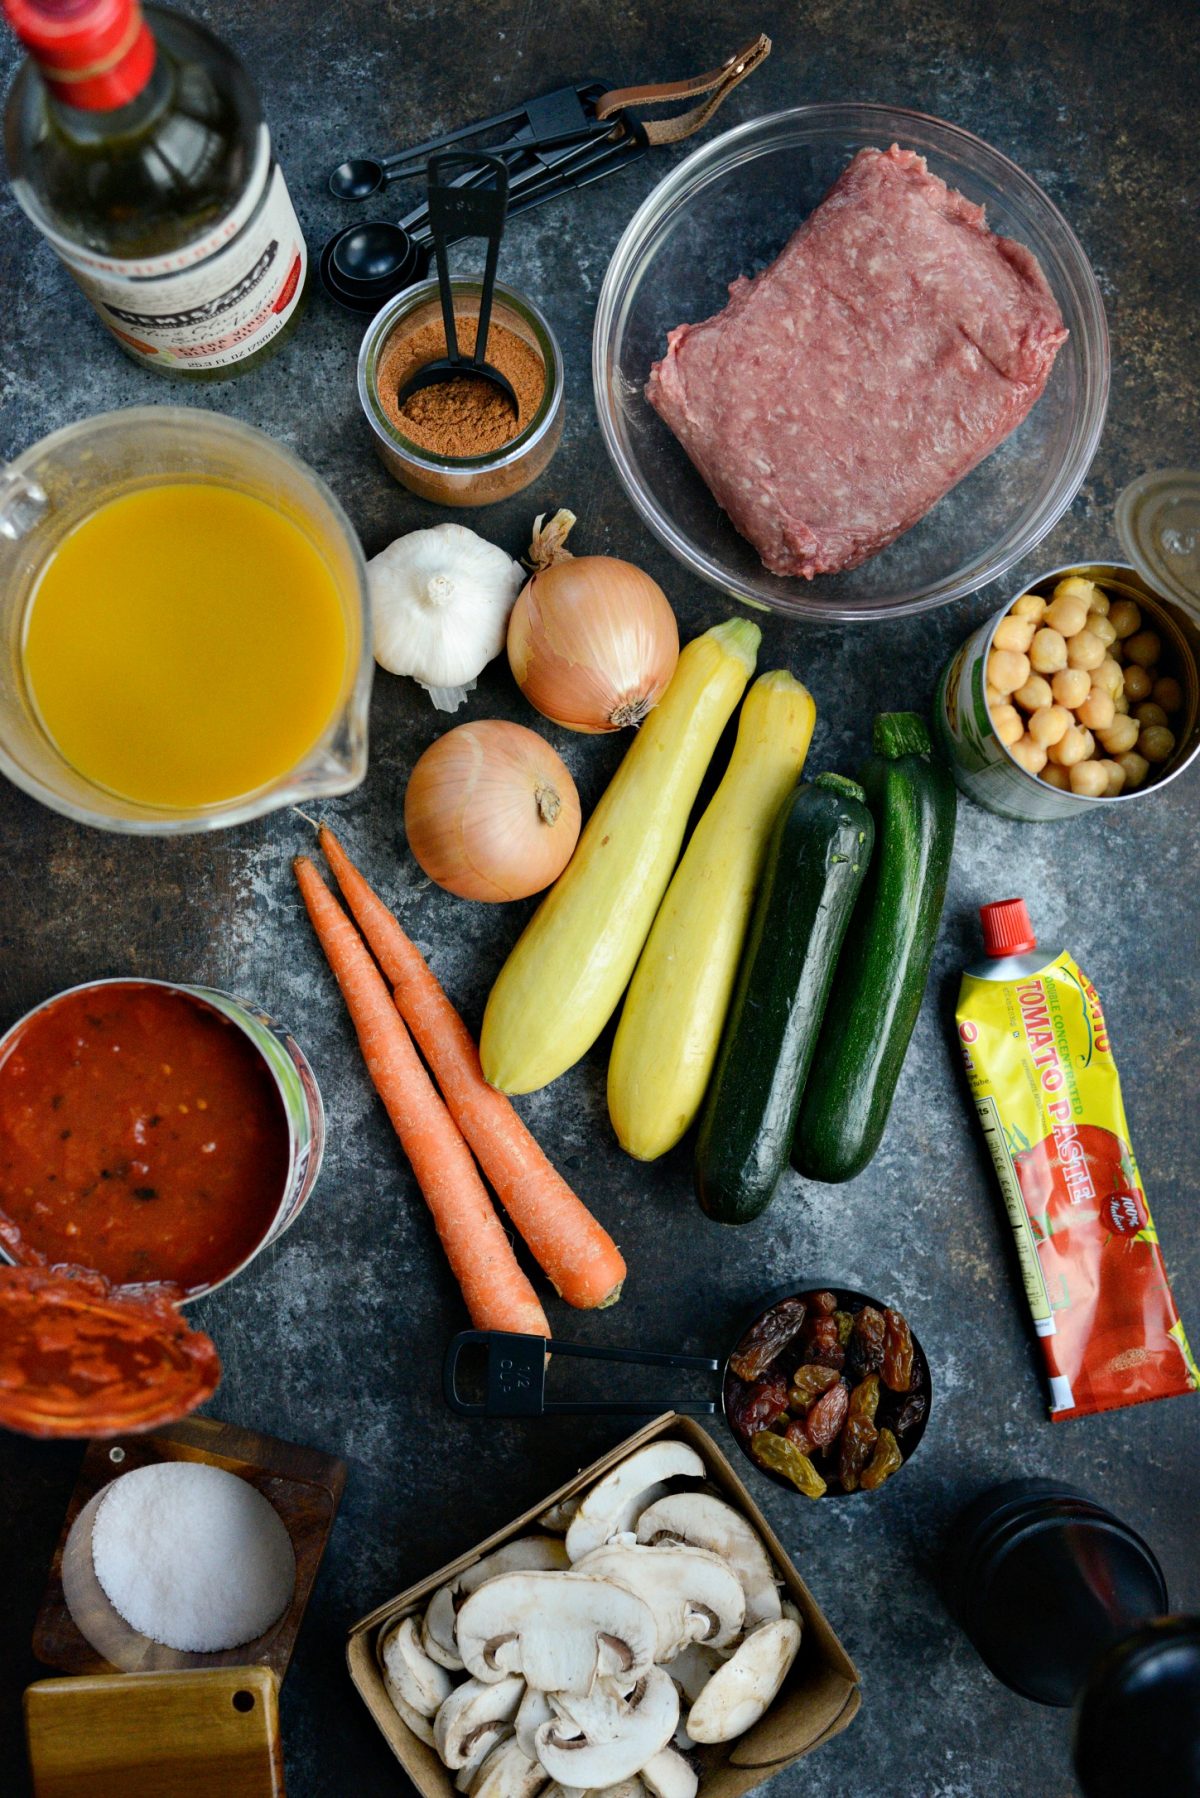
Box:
(318, 826), (626, 1309)
(293, 855), (549, 1339)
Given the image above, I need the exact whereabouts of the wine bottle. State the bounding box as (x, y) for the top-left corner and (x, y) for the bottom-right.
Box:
(2, 0), (308, 378)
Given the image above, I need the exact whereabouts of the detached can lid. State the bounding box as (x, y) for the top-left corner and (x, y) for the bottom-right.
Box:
(1115, 468), (1200, 615)
(980, 898), (1037, 958)
(0, 1264), (220, 1439)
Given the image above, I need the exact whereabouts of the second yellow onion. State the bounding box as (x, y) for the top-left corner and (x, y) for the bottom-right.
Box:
(507, 528), (679, 733)
(404, 720), (581, 902)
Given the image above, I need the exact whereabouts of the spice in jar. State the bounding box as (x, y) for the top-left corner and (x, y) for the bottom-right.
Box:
(376, 312), (545, 459)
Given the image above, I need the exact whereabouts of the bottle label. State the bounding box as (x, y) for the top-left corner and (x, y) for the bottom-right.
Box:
(19, 132), (307, 371)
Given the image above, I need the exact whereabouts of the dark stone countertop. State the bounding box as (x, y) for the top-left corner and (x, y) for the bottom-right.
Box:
(1, 2), (1197, 1794)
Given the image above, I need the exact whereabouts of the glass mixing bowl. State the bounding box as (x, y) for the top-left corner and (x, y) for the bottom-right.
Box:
(593, 105), (1110, 623)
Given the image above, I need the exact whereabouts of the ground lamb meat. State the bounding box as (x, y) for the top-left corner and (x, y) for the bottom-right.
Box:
(645, 145), (1068, 580)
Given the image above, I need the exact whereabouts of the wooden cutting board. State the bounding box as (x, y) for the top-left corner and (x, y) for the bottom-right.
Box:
(24, 1667), (285, 1796)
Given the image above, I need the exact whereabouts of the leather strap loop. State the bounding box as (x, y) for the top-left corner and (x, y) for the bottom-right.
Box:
(594, 33), (771, 145)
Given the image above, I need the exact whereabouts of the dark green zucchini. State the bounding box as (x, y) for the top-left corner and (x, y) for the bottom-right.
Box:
(792, 711), (956, 1183)
(694, 773), (875, 1225)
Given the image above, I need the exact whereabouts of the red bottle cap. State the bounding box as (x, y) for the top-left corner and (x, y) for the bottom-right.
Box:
(980, 897), (1038, 958)
(3, 0), (156, 110)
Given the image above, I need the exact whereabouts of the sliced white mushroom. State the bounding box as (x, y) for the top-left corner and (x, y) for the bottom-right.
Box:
(457, 1571), (656, 1694)
(591, 1782), (648, 1798)
(471, 1735), (549, 1798)
(534, 1665), (679, 1787)
(541, 1786), (588, 1798)
(382, 1614), (455, 1717)
(565, 1442), (705, 1563)
(436, 1676), (526, 1769)
(685, 1618), (801, 1744)
(549, 1679), (636, 1746)
(640, 1748), (698, 1798)
(664, 1644), (722, 1706)
(388, 1686), (439, 1747)
(456, 1729), (512, 1795)
(538, 1496), (581, 1534)
(515, 1688), (555, 1762)
(425, 1537), (571, 1670)
(573, 1543), (744, 1660)
(636, 1493), (782, 1630)
(780, 1596), (802, 1627)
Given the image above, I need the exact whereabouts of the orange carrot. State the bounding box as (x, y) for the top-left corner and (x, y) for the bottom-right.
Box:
(293, 855), (549, 1339)
(318, 827), (626, 1309)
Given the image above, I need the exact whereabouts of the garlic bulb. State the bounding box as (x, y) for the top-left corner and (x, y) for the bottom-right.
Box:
(369, 524), (523, 711)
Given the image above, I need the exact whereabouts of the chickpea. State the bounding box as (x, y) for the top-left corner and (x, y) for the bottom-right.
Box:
(1135, 701), (1168, 729)
(1067, 629), (1105, 671)
(1009, 734), (1048, 775)
(1098, 760), (1126, 797)
(1138, 724), (1176, 764)
(1028, 704), (1073, 747)
(1051, 666), (1091, 709)
(1047, 725), (1095, 768)
(1044, 593), (1090, 637)
(1039, 762), (1071, 790)
(1113, 691), (1130, 714)
(993, 615), (1036, 654)
(1030, 627), (1069, 674)
(1076, 688), (1115, 732)
(1012, 592), (1047, 622)
(1124, 630), (1161, 667)
(1070, 760), (1110, 798)
(988, 647), (1031, 693)
(1097, 714), (1141, 756)
(1122, 664), (1152, 702)
(1092, 656), (1124, 700)
(1014, 674), (1054, 712)
(987, 683), (1008, 709)
(1087, 587), (1111, 617)
(1118, 750), (1150, 789)
(991, 703), (1024, 746)
(1109, 599), (1142, 639)
(1052, 574), (1101, 611)
(1089, 614), (1118, 648)
(1153, 676), (1183, 712)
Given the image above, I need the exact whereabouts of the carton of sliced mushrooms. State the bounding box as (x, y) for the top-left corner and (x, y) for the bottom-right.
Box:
(347, 1415), (860, 1795)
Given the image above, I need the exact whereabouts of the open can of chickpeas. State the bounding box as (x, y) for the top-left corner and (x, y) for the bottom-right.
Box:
(934, 563), (1200, 821)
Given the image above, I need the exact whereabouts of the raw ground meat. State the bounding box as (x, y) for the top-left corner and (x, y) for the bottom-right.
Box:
(645, 145), (1068, 579)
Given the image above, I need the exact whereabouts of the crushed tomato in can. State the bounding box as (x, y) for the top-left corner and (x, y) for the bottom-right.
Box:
(956, 897), (1198, 1421)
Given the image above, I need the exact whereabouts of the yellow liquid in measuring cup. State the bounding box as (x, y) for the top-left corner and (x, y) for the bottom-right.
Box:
(22, 483), (349, 810)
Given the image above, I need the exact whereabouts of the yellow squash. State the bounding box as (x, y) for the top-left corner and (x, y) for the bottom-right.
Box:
(607, 669), (816, 1160)
(480, 619), (760, 1094)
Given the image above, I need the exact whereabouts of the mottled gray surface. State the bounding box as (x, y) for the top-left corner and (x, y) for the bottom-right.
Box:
(1, 1), (1198, 1794)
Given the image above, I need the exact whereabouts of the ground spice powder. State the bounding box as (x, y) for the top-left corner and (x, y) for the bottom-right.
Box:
(377, 312), (545, 458)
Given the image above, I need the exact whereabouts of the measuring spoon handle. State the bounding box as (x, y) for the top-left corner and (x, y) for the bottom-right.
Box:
(427, 150), (509, 371)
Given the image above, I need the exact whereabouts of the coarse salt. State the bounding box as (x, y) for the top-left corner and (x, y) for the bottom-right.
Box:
(90, 1460), (295, 1652)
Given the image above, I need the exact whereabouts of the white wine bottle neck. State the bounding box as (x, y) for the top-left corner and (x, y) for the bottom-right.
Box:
(4, 0), (159, 113)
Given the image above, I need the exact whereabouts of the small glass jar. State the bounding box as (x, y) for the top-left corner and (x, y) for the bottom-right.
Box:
(357, 279), (563, 505)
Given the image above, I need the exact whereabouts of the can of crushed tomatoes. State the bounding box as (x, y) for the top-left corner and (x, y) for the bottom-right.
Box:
(934, 562), (1200, 822)
(955, 900), (1197, 1421)
(0, 978), (324, 1303)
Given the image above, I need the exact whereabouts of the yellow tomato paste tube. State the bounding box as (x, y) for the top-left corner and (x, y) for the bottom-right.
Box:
(956, 897), (1197, 1421)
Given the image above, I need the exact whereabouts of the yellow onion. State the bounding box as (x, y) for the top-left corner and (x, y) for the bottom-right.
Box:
(404, 720), (581, 903)
(507, 509), (679, 733)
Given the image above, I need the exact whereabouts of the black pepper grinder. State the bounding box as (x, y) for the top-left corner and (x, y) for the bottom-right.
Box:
(947, 1479), (1200, 1795)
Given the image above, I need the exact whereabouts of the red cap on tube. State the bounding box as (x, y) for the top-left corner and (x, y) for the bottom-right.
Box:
(980, 898), (1038, 958)
(3, 0), (156, 110)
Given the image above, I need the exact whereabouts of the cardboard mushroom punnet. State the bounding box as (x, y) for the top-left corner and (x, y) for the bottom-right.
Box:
(347, 1414), (861, 1796)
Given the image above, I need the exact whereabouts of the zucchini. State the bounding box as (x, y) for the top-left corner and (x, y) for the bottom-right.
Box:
(694, 774), (873, 1224)
(792, 711), (956, 1183)
(608, 670), (817, 1161)
(480, 619), (760, 1094)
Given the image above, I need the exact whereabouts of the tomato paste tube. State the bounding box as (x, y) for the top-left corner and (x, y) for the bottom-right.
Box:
(956, 897), (1197, 1421)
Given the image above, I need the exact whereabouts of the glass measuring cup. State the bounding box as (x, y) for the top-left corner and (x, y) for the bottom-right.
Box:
(0, 408), (373, 833)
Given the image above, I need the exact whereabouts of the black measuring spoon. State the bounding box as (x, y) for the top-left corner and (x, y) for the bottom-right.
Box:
(330, 119), (614, 203)
(396, 151), (517, 415)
